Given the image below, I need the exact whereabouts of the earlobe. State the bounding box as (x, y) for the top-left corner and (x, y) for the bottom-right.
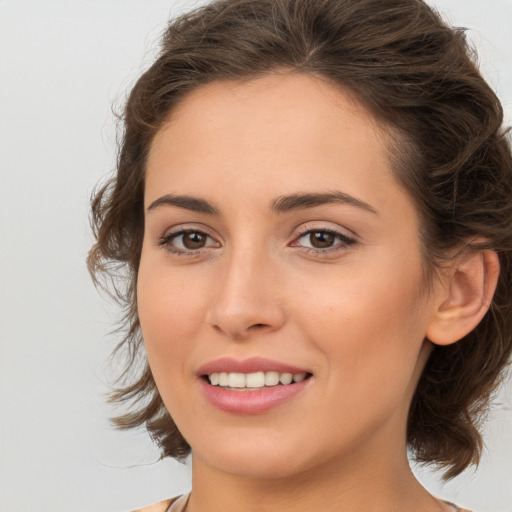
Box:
(426, 248), (500, 346)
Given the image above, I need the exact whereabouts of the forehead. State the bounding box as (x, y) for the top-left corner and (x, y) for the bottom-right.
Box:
(145, 72), (409, 220)
(152, 72), (386, 155)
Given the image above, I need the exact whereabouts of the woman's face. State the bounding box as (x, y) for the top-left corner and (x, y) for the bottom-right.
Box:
(138, 73), (436, 479)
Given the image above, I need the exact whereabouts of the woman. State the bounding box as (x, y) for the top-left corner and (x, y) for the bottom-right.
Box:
(88, 0), (512, 511)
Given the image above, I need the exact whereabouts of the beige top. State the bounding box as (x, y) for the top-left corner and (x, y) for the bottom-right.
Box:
(134, 494), (472, 512)
(132, 494), (187, 512)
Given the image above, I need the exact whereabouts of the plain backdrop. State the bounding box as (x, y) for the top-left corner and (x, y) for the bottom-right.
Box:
(0, 1), (511, 511)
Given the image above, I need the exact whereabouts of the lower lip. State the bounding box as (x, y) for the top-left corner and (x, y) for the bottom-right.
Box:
(199, 377), (311, 414)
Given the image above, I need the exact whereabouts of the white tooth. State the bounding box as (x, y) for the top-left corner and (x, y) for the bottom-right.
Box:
(279, 372), (293, 385)
(219, 372), (229, 386)
(264, 371), (280, 386)
(246, 371), (265, 388)
(210, 373), (220, 385)
(229, 373), (246, 388)
(293, 372), (307, 383)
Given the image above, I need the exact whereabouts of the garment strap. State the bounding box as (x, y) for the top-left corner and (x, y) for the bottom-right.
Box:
(165, 493), (190, 512)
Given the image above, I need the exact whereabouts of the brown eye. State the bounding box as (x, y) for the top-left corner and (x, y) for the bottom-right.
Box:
(182, 231), (207, 249)
(292, 228), (356, 254)
(159, 229), (219, 253)
(309, 231), (335, 248)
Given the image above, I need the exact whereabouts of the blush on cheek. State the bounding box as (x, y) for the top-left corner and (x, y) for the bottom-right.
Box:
(301, 257), (428, 404)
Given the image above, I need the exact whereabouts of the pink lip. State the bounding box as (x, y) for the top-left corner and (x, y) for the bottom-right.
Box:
(196, 357), (312, 415)
(199, 377), (311, 415)
(197, 357), (310, 376)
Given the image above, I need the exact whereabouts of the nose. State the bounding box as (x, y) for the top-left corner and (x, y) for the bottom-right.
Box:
(206, 249), (286, 340)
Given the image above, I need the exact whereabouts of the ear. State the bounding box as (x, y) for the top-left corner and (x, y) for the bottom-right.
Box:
(426, 247), (500, 346)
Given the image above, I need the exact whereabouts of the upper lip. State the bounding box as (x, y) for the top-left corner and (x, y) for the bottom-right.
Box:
(197, 357), (311, 376)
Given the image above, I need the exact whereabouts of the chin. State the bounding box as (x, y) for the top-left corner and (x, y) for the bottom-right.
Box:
(191, 433), (322, 480)
(200, 453), (313, 481)
(190, 426), (352, 483)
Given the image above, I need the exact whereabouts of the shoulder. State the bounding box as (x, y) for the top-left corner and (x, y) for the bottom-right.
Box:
(447, 503), (473, 512)
(132, 497), (175, 512)
(443, 501), (473, 512)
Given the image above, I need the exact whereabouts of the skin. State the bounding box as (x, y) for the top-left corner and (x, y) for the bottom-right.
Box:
(137, 73), (496, 512)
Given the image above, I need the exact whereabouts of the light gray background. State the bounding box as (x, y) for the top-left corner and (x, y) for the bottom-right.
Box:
(0, 1), (511, 511)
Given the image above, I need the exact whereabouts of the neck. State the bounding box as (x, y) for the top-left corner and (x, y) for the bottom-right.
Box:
(186, 433), (443, 512)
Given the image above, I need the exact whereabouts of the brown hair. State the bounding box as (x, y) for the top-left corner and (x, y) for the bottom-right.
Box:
(88, 0), (512, 478)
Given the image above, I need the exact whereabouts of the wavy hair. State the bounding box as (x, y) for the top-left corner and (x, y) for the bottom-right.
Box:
(88, 0), (512, 478)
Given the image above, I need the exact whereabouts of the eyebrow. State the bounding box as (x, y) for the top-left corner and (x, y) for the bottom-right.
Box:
(147, 194), (219, 214)
(271, 191), (378, 215)
(146, 191), (378, 216)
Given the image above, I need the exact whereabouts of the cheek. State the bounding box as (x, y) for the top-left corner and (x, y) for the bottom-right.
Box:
(136, 261), (214, 432)
(136, 255), (208, 379)
(293, 251), (430, 400)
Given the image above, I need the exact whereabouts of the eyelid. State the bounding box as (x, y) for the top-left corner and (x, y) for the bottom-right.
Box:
(156, 222), (219, 242)
(292, 221), (357, 241)
(289, 223), (358, 254)
(156, 224), (222, 255)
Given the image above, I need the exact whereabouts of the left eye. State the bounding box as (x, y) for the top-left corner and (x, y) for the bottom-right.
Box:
(295, 230), (355, 250)
(160, 230), (218, 252)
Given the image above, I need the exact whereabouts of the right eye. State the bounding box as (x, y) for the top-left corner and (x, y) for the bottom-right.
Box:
(158, 229), (220, 254)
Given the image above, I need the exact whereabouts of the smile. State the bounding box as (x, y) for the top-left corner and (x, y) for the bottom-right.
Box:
(207, 371), (309, 389)
(197, 357), (313, 414)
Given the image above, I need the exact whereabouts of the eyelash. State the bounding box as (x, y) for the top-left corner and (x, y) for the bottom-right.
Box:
(291, 227), (356, 256)
(157, 227), (356, 257)
(157, 229), (219, 256)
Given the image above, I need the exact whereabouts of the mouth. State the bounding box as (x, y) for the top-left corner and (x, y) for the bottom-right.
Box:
(197, 358), (313, 414)
(203, 371), (312, 391)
